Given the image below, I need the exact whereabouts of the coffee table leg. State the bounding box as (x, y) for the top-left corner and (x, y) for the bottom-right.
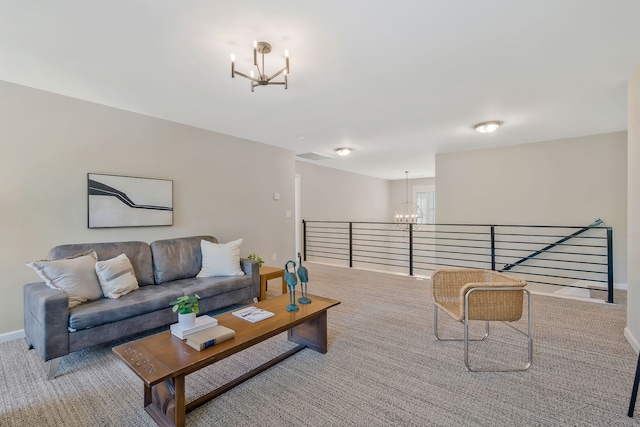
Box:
(288, 311), (328, 353)
(174, 375), (186, 427)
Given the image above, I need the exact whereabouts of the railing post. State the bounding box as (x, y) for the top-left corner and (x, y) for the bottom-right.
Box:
(302, 220), (307, 262)
(490, 225), (496, 271)
(607, 227), (614, 304)
(409, 223), (414, 276)
(349, 222), (353, 268)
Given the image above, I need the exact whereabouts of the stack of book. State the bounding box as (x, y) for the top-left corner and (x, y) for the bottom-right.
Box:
(170, 315), (218, 339)
(185, 325), (235, 351)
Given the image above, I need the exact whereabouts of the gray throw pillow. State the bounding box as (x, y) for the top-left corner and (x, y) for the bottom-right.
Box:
(27, 250), (103, 308)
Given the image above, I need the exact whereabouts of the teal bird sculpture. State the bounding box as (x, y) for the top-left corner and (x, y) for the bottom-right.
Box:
(296, 252), (308, 283)
(284, 260), (299, 312)
(297, 252), (310, 304)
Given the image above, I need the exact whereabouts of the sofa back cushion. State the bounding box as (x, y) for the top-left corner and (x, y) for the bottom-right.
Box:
(150, 235), (217, 284)
(49, 241), (155, 286)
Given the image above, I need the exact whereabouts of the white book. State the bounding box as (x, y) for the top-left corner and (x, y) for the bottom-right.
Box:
(232, 306), (275, 323)
(170, 315), (218, 339)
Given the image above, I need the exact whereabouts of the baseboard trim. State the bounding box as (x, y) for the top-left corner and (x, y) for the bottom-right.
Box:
(624, 327), (640, 354)
(0, 329), (25, 344)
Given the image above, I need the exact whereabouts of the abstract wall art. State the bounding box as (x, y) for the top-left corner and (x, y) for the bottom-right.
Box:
(88, 173), (173, 228)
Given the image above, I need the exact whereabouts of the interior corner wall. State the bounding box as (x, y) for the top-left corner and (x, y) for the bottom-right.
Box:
(294, 161), (390, 222)
(0, 80), (296, 335)
(626, 64), (640, 352)
(435, 131), (628, 285)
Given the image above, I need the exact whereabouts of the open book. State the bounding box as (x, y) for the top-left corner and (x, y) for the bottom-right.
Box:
(232, 306), (275, 323)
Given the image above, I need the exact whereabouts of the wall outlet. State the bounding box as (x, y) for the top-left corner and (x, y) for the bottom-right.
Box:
(272, 252), (277, 261)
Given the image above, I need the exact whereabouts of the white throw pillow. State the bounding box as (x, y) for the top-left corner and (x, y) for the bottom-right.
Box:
(26, 250), (103, 308)
(197, 239), (245, 277)
(95, 253), (139, 298)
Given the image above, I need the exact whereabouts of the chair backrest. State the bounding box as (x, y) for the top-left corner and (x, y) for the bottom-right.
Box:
(465, 287), (525, 321)
(432, 269), (526, 321)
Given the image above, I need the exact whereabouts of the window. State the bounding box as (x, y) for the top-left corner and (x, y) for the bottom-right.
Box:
(414, 185), (435, 224)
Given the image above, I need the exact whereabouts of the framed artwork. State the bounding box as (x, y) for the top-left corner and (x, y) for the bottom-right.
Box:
(88, 173), (173, 228)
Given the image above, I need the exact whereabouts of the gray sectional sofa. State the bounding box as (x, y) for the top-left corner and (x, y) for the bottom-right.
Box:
(23, 235), (259, 378)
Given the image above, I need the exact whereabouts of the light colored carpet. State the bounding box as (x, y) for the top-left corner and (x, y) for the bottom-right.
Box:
(1, 262), (638, 426)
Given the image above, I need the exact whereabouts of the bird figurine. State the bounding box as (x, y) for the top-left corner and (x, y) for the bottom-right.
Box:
(284, 260), (299, 312)
(297, 252), (310, 304)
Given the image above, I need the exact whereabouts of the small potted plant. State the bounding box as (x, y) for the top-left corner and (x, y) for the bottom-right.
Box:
(248, 253), (265, 267)
(170, 294), (200, 329)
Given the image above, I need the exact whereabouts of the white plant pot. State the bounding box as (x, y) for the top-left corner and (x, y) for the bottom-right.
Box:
(178, 312), (196, 329)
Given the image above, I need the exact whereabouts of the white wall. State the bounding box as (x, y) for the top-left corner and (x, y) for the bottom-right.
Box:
(626, 65), (640, 351)
(295, 161), (390, 222)
(0, 81), (296, 334)
(389, 177), (436, 221)
(435, 132), (628, 285)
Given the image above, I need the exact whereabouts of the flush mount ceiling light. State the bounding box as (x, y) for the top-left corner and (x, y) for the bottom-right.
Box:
(335, 148), (352, 156)
(474, 121), (503, 133)
(231, 41), (289, 92)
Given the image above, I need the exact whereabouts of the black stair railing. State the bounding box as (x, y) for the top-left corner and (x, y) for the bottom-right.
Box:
(302, 219), (615, 303)
(501, 218), (603, 271)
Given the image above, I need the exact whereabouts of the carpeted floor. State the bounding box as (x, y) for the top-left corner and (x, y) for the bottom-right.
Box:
(1, 262), (639, 426)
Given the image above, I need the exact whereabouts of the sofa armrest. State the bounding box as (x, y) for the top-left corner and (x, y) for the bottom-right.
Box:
(240, 258), (260, 299)
(23, 282), (70, 361)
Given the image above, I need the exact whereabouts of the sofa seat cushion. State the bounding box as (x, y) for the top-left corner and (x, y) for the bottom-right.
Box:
(68, 285), (184, 331)
(172, 275), (253, 300)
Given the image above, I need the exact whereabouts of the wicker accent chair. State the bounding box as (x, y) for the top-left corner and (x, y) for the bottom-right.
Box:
(431, 269), (532, 372)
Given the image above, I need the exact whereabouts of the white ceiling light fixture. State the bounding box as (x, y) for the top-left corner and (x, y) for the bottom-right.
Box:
(474, 121), (503, 133)
(335, 148), (352, 156)
(231, 41), (289, 92)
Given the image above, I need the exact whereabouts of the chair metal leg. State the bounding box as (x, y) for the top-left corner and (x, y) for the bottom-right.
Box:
(464, 288), (533, 372)
(47, 357), (60, 380)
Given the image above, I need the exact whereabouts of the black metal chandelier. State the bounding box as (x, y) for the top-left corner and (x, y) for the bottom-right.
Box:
(231, 41), (289, 92)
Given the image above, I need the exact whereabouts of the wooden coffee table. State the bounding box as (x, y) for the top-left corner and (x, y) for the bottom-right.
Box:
(113, 294), (340, 427)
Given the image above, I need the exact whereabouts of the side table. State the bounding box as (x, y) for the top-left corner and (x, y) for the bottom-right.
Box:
(259, 265), (287, 301)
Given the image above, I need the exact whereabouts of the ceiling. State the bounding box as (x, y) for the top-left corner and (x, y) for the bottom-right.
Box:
(2, 1), (640, 180)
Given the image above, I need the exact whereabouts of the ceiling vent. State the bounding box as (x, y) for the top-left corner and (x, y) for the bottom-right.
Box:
(296, 152), (334, 161)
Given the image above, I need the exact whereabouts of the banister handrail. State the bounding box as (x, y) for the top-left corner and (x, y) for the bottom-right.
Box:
(302, 219), (614, 303)
(501, 218), (603, 271)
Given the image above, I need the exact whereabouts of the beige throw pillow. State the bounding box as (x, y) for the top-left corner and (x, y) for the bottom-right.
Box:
(197, 238), (245, 277)
(26, 250), (103, 308)
(95, 253), (139, 298)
